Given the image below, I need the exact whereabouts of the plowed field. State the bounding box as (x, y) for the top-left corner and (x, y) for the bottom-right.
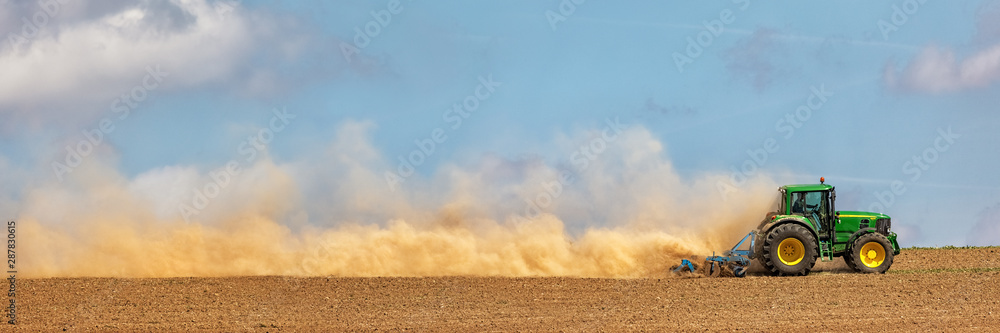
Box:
(16, 248), (1000, 331)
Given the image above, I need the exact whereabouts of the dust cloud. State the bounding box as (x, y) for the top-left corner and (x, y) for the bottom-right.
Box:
(17, 122), (781, 278)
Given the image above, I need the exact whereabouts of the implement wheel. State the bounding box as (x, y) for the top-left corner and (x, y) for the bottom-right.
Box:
(733, 265), (748, 278)
(760, 224), (818, 276)
(847, 233), (894, 274)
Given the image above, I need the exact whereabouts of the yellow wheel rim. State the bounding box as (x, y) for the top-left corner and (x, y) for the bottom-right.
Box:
(859, 242), (886, 268)
(777, 238), (805, 266)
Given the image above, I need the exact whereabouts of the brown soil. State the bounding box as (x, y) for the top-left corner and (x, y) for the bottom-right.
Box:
(15, 248), (1000, 331)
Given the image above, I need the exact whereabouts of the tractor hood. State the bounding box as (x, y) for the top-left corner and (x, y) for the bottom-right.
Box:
(837, 211), (891, 220)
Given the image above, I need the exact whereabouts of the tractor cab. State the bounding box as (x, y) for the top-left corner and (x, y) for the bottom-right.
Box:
(773, 182), (836, 239)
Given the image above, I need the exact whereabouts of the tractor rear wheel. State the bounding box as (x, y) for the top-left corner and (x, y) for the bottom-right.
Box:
(847, 233), (894, 274)
(760, 224), (818, 276)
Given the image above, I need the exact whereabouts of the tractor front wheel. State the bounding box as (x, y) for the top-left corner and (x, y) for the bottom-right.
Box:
(761, 224), (818, 276)
(847, 233), (894, 274)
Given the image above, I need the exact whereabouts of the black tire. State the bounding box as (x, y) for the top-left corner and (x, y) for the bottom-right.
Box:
(847, 233), (894, 274)
(843, 246), (856, 270)
(760, 224), (818, 276)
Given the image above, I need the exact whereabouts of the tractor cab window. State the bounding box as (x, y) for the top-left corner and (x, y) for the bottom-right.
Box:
(804, 191), (828, 230)
(790, 192), (806, 215)
(804, 191), (824, 212)
(790, 191), (828, 231)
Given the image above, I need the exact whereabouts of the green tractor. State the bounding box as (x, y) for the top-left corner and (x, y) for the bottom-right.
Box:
(752, 177), (901, 276)
(673, 177), (901, 277)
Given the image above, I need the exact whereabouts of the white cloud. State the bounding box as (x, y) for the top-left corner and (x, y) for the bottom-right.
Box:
(0, 0), (330, 131)
(0, 1), (252, 117)
(885, 5), (1000, 94)
(885, 44), (1000, 93)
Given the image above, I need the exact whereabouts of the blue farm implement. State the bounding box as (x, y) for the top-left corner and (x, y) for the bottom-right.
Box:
(672, 232), (755, 277)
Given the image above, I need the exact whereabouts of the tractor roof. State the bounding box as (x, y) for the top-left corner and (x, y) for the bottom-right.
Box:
(780, 183), (834, 192)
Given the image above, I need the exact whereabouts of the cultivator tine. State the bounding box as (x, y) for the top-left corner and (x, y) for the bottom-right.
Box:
(707, 261), (721, 277)
(671, 259), (697, 274)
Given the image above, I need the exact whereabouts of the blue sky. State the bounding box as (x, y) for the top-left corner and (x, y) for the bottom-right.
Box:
(2, 0), (999, 248)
